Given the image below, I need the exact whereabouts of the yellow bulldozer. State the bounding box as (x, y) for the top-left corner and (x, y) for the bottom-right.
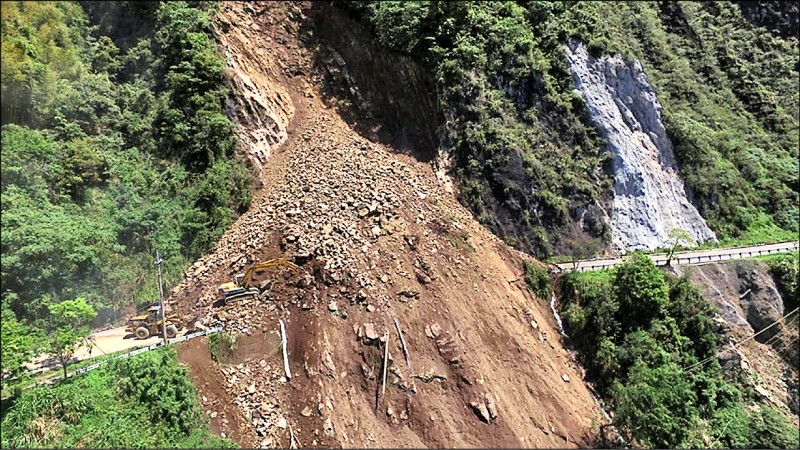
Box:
(125, 305), (199, 340)
(217, 258), (300, 302)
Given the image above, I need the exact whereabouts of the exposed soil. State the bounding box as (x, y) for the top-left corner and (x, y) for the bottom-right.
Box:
(177, 338), (256, 447)
(168, 1), (604, 448)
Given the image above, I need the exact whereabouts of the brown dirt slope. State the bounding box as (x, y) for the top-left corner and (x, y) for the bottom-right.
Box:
(170, 2), (603, 448)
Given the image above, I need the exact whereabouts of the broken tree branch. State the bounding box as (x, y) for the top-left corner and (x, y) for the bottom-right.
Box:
(393, 317), (412, 370)
(381, 331), (390, 396)
(289, 424), (301, 449)
(280, 319), (291, 380)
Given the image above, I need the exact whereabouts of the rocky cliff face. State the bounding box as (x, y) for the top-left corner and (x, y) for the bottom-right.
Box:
(214, 7), (295, 173)
(566, 41), (717, 251)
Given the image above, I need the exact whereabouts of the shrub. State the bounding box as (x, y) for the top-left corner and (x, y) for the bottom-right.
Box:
(523, 262), (551, 300)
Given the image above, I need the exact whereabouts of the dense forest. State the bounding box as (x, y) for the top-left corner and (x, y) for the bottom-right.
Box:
(1, 1), (251, 348)
(554, 254), (799, 448)
(1, 3), (243, 444)
(337, 1), (799, 257)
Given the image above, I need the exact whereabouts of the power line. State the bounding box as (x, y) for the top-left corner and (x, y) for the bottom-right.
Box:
(763, 312), (797, 348)
(685, 306), (799, 372)
(774, 335), (799, 357)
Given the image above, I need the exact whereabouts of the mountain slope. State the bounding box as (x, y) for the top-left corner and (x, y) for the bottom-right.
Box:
(169, 2), (603, 447)
(334, 1), (799, 257)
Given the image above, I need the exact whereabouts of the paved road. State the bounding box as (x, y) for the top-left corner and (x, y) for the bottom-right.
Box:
(25, 326), (163, 375)
(556, 241), (799, 272)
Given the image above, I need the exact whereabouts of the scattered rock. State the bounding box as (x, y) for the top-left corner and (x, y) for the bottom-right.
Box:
(485, 393), (498, 420)
(276, 416), (287, 429)
(562, 373), (571, 383)
(301, 406), (313, 417)
(324, 418), (335, 438)
(363, 323), (379, 341)
(328, 301), (338, 312)
(469, 400), (492, 424)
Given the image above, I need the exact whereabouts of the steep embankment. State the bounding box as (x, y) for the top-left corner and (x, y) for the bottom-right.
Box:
(170, 2), (602, 448)
(566, 41), (717, 251)
(679, 260), (799, 416)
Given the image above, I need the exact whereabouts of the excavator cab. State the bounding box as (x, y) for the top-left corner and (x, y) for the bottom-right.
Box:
(218, 275), (247, 299)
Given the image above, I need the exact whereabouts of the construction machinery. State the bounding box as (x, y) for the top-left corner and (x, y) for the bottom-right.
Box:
(125, 305), (198, 340)
(217, 258), (300, 302)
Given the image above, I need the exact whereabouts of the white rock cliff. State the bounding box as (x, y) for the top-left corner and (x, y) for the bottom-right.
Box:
(566, 41), (717, 251)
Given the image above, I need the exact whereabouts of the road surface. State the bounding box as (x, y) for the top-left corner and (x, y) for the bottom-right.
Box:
(25, 326), (162, 375)
(555, 241), (799, 272)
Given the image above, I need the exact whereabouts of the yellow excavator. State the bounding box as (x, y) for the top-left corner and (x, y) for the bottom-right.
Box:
(217, 258), (300, 302)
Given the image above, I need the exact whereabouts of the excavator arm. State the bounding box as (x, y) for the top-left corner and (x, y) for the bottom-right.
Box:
(217, 258), (300, 302)
(241, 258), (300, 287)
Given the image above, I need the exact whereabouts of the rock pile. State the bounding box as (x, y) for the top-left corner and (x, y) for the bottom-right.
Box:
(171, 104), (469, 328)
(222, 360), (287, 445)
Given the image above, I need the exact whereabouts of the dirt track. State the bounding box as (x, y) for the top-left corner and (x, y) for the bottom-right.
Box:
(167, 2), (606, 448)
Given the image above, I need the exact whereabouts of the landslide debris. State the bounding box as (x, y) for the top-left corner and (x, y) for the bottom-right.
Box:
(170, 2), (604, 448)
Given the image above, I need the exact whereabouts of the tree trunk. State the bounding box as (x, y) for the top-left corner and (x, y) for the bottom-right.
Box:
(666, 245), (676, 266)
(61, 356), (68, 380)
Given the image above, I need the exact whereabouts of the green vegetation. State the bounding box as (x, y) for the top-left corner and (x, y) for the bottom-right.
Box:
(45, 298), (97, 379)
(1, 0), (252, 382)
(208, 331), (238, 364)
(764, 252), (799, 312)
(559, 254), (799, 448)
(0, 347), (235, 448)
(336, 1), (798, 257)
(337, 1), (612, 258)
(523, 262), (551, 300)
(593, 2), (798, 241)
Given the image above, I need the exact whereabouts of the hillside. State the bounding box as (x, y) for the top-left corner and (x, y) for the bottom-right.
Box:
(167, 2), (604, 447)
(335, 1), (799, 257)
(1, 1), (798, 449)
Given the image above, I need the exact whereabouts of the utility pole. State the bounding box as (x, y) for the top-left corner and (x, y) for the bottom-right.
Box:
(155, 250), (168, 345)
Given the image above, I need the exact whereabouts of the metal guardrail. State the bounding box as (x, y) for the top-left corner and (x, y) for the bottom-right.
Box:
(66, 326), (225, 378)
(562, 241), (799, 272)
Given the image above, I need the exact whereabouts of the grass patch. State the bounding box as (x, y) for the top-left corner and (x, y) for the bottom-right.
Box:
(208, 332), (238, 364)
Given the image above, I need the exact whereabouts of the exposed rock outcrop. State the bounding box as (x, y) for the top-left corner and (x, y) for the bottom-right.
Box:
(676, 260), (799, 415)
(214, 8), (295, 172)
(566, 41), (717, 251)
